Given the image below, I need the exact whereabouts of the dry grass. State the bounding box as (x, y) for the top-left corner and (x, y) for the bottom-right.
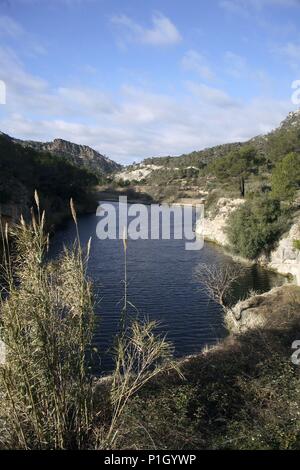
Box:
(0, 199), (94, 449)
(0, 196), (177, 449)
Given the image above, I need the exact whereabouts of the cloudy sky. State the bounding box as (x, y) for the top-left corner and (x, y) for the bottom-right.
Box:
(0, 0), (300, 163)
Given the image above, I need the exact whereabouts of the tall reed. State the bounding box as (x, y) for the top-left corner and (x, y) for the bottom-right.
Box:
(0, 196), (94, 449)
(0, 197), (178, 450)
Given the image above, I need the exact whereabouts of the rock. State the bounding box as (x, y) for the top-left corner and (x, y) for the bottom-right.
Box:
(3, 133), (121, 175)
(196, 196), (300, 285)
(197, 197), (245, 246)
(263, 220), (300, 284)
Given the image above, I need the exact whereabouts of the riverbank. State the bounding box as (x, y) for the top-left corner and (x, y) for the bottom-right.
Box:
(96, 282), (300, 450)
(195, 197), (300, 285)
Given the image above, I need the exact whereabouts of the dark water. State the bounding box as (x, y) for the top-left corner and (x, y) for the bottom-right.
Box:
(50, 202), (285, 373)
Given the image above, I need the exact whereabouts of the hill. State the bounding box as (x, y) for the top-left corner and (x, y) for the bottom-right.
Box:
(1, 133), (122, 176)
(0, 133), (99, 228)
(114, 109), (300, 196)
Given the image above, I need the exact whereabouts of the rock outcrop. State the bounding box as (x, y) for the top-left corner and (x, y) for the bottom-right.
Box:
(226, 285), (299, 334)
(0, 132), (121, 175)
(260, 220), (300, 284)
(200, 197), (245, 246)
(197, 197), (300, 284)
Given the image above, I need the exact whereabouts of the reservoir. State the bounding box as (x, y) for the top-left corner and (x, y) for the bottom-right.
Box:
(50, 202), (285, 373)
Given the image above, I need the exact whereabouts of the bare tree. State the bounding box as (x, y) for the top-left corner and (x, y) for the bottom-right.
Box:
(195, 262), (244, 311)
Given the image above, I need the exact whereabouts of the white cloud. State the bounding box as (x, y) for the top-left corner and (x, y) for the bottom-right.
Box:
(111, 12), (182, 46)
(185, 81), (239, 108)
(181, 50), (215, 81)
(0, 45), (294, 163)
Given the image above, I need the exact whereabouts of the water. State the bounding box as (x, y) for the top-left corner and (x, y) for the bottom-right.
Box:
(50, 202), (285, 373)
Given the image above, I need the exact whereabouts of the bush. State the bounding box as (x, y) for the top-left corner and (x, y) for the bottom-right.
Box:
(271, 152), (300, 202)
(207, 146), (258, 181)
(293, 240), (300, 251)
(226, 196), (285, 259)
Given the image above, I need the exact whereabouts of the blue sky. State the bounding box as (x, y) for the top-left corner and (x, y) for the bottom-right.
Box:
(0, 0), (300, 163)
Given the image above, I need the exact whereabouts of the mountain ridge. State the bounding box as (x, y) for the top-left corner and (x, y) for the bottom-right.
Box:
(0, 132), (122, 175)
(119, 108), (300, 173)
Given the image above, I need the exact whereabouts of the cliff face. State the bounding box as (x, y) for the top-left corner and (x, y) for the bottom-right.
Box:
(197, 197), (300, 284)
(261, 221), (300, 284)
(201, 198), (245, 246)
(10, 135), (121, 175)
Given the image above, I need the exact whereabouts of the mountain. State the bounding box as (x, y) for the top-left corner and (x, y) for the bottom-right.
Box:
(277, 109), (300, 131)
(120, 109), (300, 175)
(112, 109), (300, 206)
(0, 133), (122, 175)
(0, 132), (99, 228)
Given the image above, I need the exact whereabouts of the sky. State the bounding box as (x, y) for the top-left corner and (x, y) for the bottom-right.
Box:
(0, 0), (300, 164)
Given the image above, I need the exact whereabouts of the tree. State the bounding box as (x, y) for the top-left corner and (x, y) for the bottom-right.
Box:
(271, 152), (300, 202)
(208, 146), (258, 197)
(195, 262), (244, 310)
(226, 197), (284, 259)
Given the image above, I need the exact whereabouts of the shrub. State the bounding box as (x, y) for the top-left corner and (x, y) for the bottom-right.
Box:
(207, 146), (258, 181)
(271, 152), (300, 202)
(293, 240), (300, 251)
(226, 196), (285, 259)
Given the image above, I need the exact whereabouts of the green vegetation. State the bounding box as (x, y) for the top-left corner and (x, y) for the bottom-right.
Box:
(207, 146), (258, 180)
(143, 142), (244, 169)
(0, 134), (98, 228)
(271, 152), (300, 201)
(266, 123), (300, 163)
(207, 145), (259, 197)
(226, 196), (286, 259)
(293, 239), (300, 251)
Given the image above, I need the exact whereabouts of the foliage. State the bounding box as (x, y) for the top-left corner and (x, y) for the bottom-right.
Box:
(207, 146), (258, 181)
(0, 135), (98, 225)
(267, 126), (300, 163)
(271, 152), (300, 201)
(293, 239), (300, 251)
(226, 196), (285, 259)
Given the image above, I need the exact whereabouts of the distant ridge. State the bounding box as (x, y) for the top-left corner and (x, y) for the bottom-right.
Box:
(0, 132), (122, 175)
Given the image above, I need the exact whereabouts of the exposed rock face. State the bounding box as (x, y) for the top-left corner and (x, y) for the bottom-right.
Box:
(278, 109), (300, 131)
(197, 196), (300, 284)
(261, 221), (300, 285)
(200, 197), (245, 246)
(2, 132), (121, 175)
(227, 285), (297, 334)
(115, 164), (163, 182)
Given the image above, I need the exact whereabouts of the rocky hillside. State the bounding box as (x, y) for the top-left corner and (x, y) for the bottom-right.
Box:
(0, 133), (121, 175)
(116, 109), (300, 180)
(0, 133), (99, 228)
